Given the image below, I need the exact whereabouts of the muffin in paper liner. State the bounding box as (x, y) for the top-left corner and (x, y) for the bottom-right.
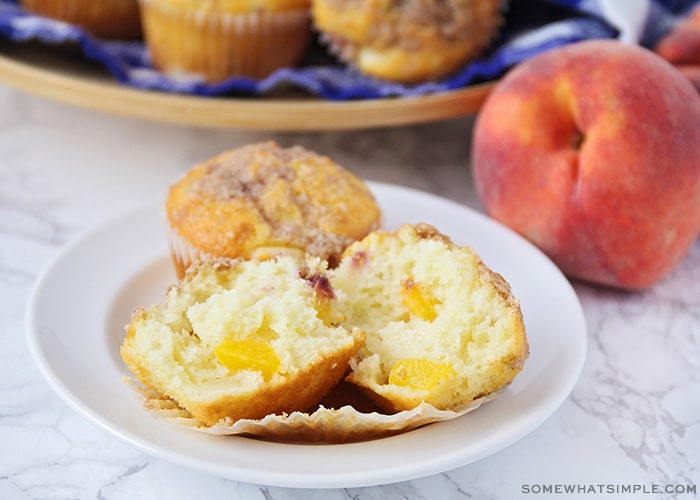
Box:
(164, 142), (381, 280)
(312, 0), (506, 83)
(139, 0), (312, 82)
(131, 381), (501, 443)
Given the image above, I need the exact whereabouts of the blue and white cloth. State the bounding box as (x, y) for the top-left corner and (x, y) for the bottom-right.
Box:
(0, 0), (698, 99)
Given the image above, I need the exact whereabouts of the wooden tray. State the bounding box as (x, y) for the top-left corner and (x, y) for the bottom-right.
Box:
(0, 42), (493, 131)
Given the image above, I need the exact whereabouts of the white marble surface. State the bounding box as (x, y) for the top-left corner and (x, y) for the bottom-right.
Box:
(1, 84), (698, 500)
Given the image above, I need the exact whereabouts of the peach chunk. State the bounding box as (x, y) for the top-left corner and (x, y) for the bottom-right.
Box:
(307, 273), (336, 325)
(214, 339), (281, 380)
(388, 359), (456, 391)
(401, 276), (439, 321)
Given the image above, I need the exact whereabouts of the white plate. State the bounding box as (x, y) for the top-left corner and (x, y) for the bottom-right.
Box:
(26, 182), (587, 489)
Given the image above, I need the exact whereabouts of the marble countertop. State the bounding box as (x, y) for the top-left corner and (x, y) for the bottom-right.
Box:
(1, 84), (698, 500)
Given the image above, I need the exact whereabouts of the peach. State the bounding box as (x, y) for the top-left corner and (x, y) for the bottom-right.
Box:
(654, 5), (700, 92)
(472, 40), (700, 290)
(654, 5), (700, 66)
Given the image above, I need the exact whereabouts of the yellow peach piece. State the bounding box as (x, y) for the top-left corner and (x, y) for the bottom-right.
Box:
(401, 277), (439, 321)
(214, 339), (281, 380)
(388, 359), (456, 391)
(314, 296), (333, 326)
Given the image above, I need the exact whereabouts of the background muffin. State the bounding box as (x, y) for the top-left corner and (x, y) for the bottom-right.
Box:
(312, 0), (505, 83)
(21, 0), (142, 39)
(332, 223), (528, 413)
(165, 142), (381, 279)
(138, 0), (313, 82)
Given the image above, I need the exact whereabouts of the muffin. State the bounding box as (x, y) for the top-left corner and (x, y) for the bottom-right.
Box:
(331, 223), (528, 413)
(138, 0), (313, 82)
(312, 0), (505, 83)
(120, 255), (365, 427)
(165, 142), (381, 280)
(21, 0), (142, 39)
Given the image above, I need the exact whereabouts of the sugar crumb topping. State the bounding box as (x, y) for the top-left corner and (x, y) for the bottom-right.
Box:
(190, 142), (317, 201)
(186, 142), (364, 261)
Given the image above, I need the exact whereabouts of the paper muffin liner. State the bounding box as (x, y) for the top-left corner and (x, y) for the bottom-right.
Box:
(20, 0), (142, 39)
(130, 380), (501, 444)
(139, 0), (312, 82)
(167, 225), (211, 280)
(167, 224), (311, 280)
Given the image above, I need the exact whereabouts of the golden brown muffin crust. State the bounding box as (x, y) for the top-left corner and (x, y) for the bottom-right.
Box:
(189, 142), (303, 200)
(319, 0), (497, 48)
(166, 142), (381, 272)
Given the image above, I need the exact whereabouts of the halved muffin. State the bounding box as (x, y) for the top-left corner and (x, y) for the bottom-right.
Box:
(332, 223), (528, 413)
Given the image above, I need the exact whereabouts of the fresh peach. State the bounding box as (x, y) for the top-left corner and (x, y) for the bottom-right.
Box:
(654, 5), (700, 65)
(472, 40), (700, 290)
(654, 5), (700, 92)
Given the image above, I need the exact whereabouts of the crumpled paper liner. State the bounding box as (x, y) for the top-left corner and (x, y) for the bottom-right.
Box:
(130, 380), (501, 444)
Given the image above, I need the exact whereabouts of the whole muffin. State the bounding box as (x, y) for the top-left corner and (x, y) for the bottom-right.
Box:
(331, 223), (528, 413)
(312, 0), (505, 83)
(165, 142), (381, 279)
(21, 0), (142, 39)
(138, 0), (313, 82)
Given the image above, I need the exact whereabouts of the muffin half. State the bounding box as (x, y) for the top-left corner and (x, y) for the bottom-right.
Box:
(332, 223), (528, 413)
(120, 255), (365, 426)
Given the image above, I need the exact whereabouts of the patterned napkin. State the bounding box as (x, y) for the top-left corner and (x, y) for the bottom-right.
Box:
(0, 0), (698, 99)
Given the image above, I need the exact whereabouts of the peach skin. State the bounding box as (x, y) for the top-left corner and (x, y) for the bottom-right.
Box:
(472, 40), (700, 290)
(654, 4), (700, 91)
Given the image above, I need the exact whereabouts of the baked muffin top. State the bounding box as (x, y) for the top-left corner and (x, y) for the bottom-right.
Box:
(316, 0), (500, 48)
(312, 0), (503, 82)
(166, 142), (381, 265)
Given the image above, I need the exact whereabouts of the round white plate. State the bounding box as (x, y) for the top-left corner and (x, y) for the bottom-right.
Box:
(26, 181), (587, 489)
